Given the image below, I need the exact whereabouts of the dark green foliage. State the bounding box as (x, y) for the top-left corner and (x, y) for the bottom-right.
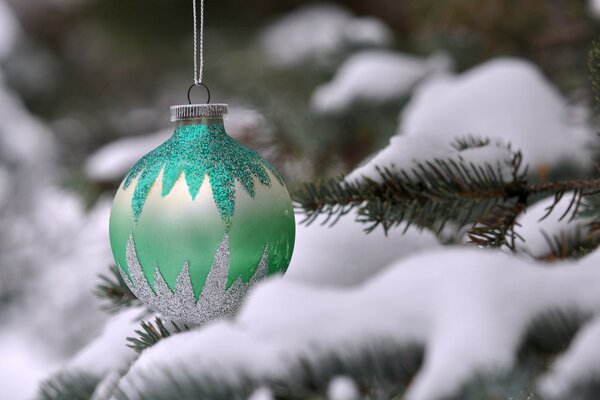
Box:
(127, 318), (189, 353)
(37, 372), (99, 400)
(590, 40), (600, 107)
(294, 152), (528, 234)
(95, 265), (140, 313)
(568, 379), (600, 400)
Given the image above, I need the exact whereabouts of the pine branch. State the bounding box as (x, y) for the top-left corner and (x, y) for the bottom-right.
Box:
(127, 317), (189, 353)
(95, 265), (141, 313)
(294, 151), (600, 235)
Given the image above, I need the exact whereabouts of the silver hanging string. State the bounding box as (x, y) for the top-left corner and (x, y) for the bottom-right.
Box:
(193, 0), (204, 85)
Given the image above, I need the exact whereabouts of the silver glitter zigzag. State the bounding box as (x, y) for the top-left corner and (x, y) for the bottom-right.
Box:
(123, 234), (268, 325)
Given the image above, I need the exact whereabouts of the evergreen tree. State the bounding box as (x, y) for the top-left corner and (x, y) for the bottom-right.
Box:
(36, 36), (600, 400)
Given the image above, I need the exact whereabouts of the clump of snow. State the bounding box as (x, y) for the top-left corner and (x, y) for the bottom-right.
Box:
(311, 51), (450, 113)
(327, 376), (360, 400)
(346, 134), (515, 184)
(64, 308), (142, 378)
(225, 106), (274, 144)
(398, 58), (594, 172)
(343, 17), (393, 49)
(514, 193), (594, 258)
(84, 129), (170, 182)
(285, 213), (440, 287)
(117, 249), (600, 400)
(259, 3), (392, 67)
(248, 387), (275, 400)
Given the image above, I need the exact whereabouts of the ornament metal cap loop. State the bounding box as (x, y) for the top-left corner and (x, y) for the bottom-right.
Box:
(170, 103), (229, 122)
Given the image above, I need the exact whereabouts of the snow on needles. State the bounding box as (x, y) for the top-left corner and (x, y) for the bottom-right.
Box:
(346, 135), (515, 184)
(398, 58), (594, 173)
(117, 248), (600, 400)
(311, 51), (451, 113)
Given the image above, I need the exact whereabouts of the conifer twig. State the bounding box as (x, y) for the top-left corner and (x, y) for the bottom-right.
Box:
(95, 265), (141, 313)
(294, 153), (600, 235)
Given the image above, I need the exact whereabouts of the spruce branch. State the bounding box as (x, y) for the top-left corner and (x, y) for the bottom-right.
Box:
(127, 317), (189, 353)
(294, 152), (600, 237)
(95, 265), (141, 313)
(466, 200), (526, 250)
(535, 226), (600, 261)
(113, 309), (590, 400)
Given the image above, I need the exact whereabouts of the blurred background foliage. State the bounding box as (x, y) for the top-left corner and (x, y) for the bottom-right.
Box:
(4, 0), (599, 195)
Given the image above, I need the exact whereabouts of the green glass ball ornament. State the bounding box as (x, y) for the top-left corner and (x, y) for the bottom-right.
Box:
(109, 103), (295, 324)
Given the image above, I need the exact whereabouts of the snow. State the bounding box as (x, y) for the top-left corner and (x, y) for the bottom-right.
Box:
(343, 17), (393, 49)
(398, 58), (594, 172)
(84, 129), (170, 182)
(514, 193), (593, 258)
(0, 187), (114, 368)
(65, 308), (142, 378)
(589, 0), (600, 19)
(259, 3), (392, 67)
(116, 248), (600, 400)
(0, 27), (107, 397)
(7, 190), (114, 356)
(0, 76), (55, 165)
(285, 213), (440, 287)
(311, 51), (450, 113)
(327, 376), (360, 400)
(0, 0), (19, 61)
(346, 134), (515, 184)
(248, 387), (275, 400)
(0, 164), (11, 209)
(0, 331), (57, 400)
(36, 309), (142, 400)
(539, 315), (600, 398)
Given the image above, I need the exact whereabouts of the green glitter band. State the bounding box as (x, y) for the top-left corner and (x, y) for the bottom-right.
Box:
(123, 122), (283, 226)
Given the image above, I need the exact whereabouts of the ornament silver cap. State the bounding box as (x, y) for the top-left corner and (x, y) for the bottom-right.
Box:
(170, 104), (228, 122)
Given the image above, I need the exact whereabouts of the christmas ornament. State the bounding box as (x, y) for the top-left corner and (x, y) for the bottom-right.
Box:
(108, 0), (295, 325)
